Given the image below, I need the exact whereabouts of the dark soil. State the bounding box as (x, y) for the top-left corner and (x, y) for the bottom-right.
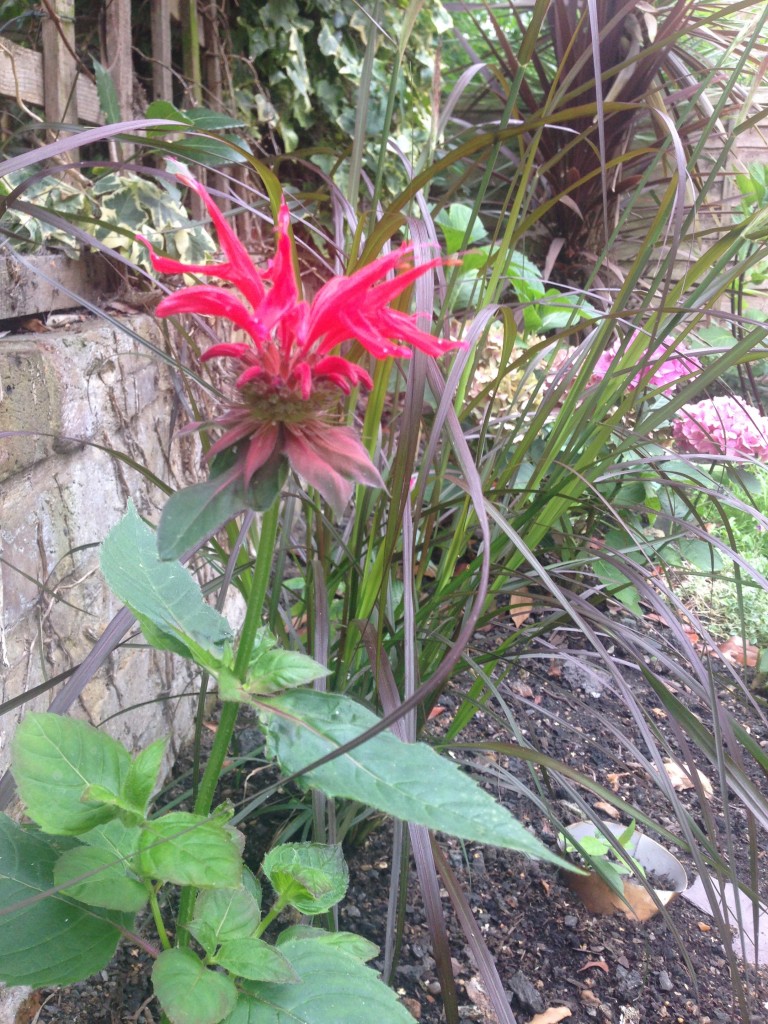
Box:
(19, 629), (768, 1024)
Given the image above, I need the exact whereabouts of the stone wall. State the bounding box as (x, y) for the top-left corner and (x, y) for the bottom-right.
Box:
(0, 301), (204, 782)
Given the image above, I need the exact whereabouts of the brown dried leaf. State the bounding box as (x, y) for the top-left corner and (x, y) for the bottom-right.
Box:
(719, 636), (759, 668)
(605, 772), (630, 793)
(662, 758), (713, 798)
(511, 680), (534, 698)
(593, 801), (620, 819)
(509, 591), (533, 628)
(578, 960), (609, 974)
(528, 1009), (573, 1024)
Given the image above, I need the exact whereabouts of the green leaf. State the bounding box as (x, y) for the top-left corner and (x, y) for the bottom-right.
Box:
(137, 812), (242, 888)
(80, 818), (141, 859)
(11, 713), (130, 835)
(92, 58), (121, 125)
(259, 691), (571, 865)
(276, 925), (378, 963)
(0, 815), (132, 987)
(435, 203), (487, 254)
(153, 948), (238, 1024)
(190, 874), (262, 954)
(100, 502), (232, 657)
(222, 938), (415, 1023)
(678, 538), (724, 573)
(146, 100), (193, 125)
(592, 559), (643, 616)
(218, 629), (329, 702)
(263, 843), (348, 915)
(213, 938), (299, 983)
(122, 736), (168, 814)
(54, 845), (148, 912)
(157, 453), (287, 561)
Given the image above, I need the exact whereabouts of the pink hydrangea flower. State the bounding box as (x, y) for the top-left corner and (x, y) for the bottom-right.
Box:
(140, 171), (462, 515)
(591, 334), (700, 393)
(673, 396), (768, 460)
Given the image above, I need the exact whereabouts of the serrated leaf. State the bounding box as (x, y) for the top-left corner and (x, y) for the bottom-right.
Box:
(0, 815), (132, 987)
(54, 845), (147, 912)
(11, 714), (130, 835)
(153, 948), (237, 1024)
(214, 938), (299, 983)
(222, 938), (415, 1023)
(100, 502), (232, 657)
(190, 877), (262, 953)
(137, 812), (242, 888)
(276, 925), (378, 962)
(92, 58), (121, 125)
(263, 843), (348, 915)
(122, 737), (168, 814)
(81, 818), (141, 859)
(260, 692), (571, 865)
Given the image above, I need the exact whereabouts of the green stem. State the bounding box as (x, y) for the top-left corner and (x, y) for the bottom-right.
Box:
(149, 886), (172, 951)
(253, 897), (286, 940)
(176, 500), (282, 942)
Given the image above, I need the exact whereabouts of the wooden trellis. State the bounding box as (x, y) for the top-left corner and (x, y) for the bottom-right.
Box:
(0, 0), (218, 131)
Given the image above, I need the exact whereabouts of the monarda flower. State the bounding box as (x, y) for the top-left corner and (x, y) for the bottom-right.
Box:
(140, 172), (461, 516)
(591, 334), (701, 394)
(673, 396), (768, 460)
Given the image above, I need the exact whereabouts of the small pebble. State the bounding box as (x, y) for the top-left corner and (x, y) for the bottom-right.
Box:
(564, 914), (579, 928)
(658, 970), (674, 992)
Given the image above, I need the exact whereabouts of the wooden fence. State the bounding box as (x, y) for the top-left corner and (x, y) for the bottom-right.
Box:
(0, 0), (221, 131)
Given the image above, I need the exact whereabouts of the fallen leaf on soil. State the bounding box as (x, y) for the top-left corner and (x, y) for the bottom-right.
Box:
(593, 801), (621, 819)
(20, 317), (48, 333)
(579, 960), (609, 974)
(662, 758), (713, 798)
(511, 680), (534, 698)
(528, 1008), (572, 1024)
(402, 996), (421, 1019)
(580, 989), (600, 1005)
(548, 661), (562, 677)
(698, 921), (712, 932)
(509, 591), (533, 627)
(719, 636), (759, 667)
(606, 772), (630, 792)
(427, 705), (446, 720)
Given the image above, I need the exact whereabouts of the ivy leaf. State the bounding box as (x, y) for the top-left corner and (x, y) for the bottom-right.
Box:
(137, 812), (242, 888)
(100, 502), (232, 658)
(11, 714), (130, 835)
(153, 948), (237, 1024)
(0, 815), (132, 987)
(260, 691), (572, 866)
(263, 843), (348, 915)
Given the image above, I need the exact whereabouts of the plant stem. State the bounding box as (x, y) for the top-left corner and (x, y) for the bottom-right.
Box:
(176, 499), (281, 942)
(149, 887), (172, 951)
(253, 898), (286, 939)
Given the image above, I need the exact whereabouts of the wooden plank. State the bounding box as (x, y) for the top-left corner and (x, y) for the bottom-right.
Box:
(151, 0), (173, 101)
(0, 39), (101, 124)
(41, 0), (78, 125)
(0, 253), (111, 321)
(104, 0), (133, 120)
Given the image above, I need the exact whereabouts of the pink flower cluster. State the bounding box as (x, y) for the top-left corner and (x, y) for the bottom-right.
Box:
(591, 335), (700, 394)
(673, 396), (768, 460)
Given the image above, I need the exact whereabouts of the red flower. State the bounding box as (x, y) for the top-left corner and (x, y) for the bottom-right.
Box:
(140, 172), (461, 515)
